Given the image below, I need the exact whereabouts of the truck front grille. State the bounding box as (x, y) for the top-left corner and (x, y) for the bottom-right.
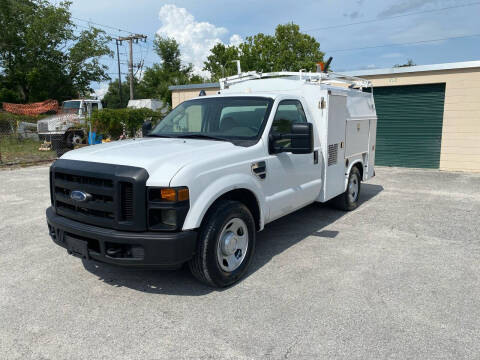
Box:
(120, 182), (134, 221)
(50, 159), (149, 231)
(54, 172), (116, 225)
(37, 122), (49, 133)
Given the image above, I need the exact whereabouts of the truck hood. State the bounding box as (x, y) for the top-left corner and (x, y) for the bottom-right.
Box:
(61, 137), (239, 185)
(37, 113), (82, 132)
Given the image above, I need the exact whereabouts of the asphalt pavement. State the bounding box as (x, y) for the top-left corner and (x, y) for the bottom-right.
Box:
(1, 165), (479, 359)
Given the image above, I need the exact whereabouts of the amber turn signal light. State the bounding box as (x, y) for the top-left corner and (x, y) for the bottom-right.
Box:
(160, 188), (177, 201)
(177, 188), (189, 202)
(149, 187), (189, 202)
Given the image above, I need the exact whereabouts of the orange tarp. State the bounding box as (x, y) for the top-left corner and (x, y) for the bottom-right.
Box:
(2, 99), (59, 116)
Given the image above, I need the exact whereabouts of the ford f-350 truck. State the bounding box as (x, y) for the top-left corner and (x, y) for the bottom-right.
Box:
(46, 71), (377, 287)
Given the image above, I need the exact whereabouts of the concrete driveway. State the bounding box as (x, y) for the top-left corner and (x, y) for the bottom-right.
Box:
(1, 165), (479, 359)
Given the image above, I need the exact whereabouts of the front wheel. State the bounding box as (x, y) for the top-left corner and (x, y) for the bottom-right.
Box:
(65, 131), (85, 149)
(332, 166), (361, 211)
(189, 200), (256, 287)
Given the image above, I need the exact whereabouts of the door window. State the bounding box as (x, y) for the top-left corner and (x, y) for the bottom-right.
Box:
(270, 100), (307, 149)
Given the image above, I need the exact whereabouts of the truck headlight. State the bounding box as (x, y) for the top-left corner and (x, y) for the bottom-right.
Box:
(147, 187), (189, 231)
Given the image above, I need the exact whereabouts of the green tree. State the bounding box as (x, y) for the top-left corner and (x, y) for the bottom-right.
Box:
(203, 23), (324, 80)
(154, 36), (182, 74)
(104, 36), (206, 108)
(0, 0), (112, 103)
(203, 43), (240, 81)
(273, 23), (324, 71)
(135, 35), (205, 106)
(239, 33), (277, 73)
(102, 79), (131, 109)
(136, 63), (173, 106)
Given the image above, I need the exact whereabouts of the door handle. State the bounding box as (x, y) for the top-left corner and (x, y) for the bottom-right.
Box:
(313, 150), (319, 164)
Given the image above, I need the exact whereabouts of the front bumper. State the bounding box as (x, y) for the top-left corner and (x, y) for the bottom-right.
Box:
(46, 207), (197, 268)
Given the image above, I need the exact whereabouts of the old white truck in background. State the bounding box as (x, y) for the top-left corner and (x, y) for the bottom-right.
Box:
(37, 99), (103, 155)
(46, 71), (377, 287)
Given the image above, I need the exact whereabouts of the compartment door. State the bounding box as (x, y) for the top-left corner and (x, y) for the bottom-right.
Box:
(324, 94), (347, 201)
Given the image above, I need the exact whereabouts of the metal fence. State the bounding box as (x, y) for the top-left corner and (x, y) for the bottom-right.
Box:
(0, 117), (59, 166)
(0, 110), (156, 167)
(0, 118), (146, 167)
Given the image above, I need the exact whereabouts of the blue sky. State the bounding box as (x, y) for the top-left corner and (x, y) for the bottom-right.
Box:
(63, 0), (480, 95)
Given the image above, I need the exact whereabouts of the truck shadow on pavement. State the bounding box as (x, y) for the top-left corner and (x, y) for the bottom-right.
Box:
(82, 183), (383, 296)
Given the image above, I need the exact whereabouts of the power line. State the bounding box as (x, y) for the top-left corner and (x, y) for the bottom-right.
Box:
(326, 33), (480, 53)
(72, 16), (135, 36)
(306, 1), (480, 32)
(73, 21), (121, 39)
(72, 16), (159, 46)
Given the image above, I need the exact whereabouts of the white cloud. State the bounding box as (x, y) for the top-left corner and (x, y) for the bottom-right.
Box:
(229, 34), (243, 47)
(93, 83), (109, 100)
(156, 4), (242, 76)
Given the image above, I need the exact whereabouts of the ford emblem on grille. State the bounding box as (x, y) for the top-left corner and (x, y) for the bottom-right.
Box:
(70, 190), (92, 202)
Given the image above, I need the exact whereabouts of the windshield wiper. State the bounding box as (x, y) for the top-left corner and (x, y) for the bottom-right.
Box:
(176, 134), (229, 142)
(146, 134), (175, 138)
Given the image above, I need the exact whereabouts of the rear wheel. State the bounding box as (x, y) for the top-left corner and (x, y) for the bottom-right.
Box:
(189, 200), (256, 287)
(332, 166), (361, 211)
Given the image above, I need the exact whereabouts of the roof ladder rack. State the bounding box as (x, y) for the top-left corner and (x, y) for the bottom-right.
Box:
(219, 71), (371, 90)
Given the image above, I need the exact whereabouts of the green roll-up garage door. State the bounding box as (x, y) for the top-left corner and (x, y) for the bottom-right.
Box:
(372, 83), (446, 168)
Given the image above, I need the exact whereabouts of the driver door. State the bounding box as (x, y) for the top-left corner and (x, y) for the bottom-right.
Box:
(265, 99), (322, 221)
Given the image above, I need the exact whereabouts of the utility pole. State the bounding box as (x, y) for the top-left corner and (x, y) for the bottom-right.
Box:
(115, 39), (123, 105)
(117, 34), (147, 101)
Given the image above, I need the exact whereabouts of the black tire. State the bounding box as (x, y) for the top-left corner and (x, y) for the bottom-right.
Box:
(189, 200), (256, 287)
(332, 166), (361, 211)
(65, 131), (84, 149)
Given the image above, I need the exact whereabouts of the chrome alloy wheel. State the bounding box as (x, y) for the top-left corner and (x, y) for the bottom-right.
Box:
(216, 218), (249, 272)
(348, 173), (359, 203)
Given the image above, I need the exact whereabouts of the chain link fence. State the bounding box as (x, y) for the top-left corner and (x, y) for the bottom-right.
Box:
(0, 108), (163, 167)
(0, 114), (58, 166)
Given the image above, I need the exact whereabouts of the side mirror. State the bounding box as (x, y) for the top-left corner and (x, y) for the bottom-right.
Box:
(269, 122), (314, 154)
(142, 121), (153, 137)
(290, 123), (314, 154)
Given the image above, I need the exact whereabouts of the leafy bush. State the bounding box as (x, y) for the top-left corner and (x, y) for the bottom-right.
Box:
(91, 108), (165, 138)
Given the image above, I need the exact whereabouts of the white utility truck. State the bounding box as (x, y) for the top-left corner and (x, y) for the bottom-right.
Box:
(37, 99), (103, 155)
(46, 71), (377, 287)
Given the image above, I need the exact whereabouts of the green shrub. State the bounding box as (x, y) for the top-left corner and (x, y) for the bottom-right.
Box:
(91, 108), (165, 138)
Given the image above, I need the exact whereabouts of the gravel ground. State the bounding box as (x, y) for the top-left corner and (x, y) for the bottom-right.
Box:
(0, 165), (479, 359)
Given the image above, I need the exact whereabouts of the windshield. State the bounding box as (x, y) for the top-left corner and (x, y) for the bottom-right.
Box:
(62, 101), (81, 110)
(149, 97), (273, 143)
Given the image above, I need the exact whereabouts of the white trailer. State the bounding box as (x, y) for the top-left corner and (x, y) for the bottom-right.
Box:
(127, 99), (168, 114)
